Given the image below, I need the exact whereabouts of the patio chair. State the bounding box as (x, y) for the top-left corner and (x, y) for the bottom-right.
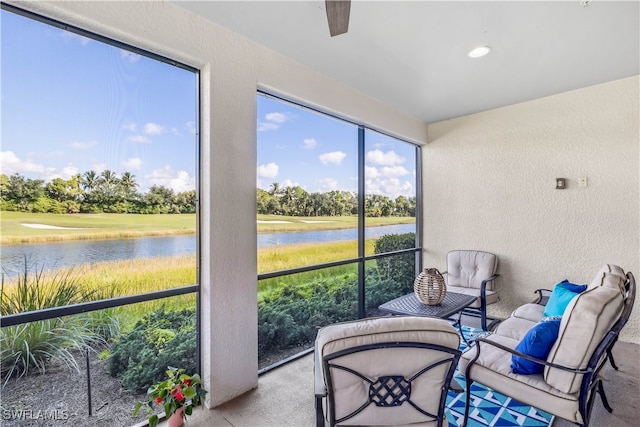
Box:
(442, 250), (500, 331)
(314, 316), (461, 427)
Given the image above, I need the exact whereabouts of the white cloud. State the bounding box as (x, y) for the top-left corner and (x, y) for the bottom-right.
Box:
(257, 122), (279, 132)
(171, 127), (181, 136)
(120, 49), (141, 63)
(69, 140), (98, 149)
(365, 165), (380, 179)
(92, 163), (107, 173)
(265, 112), (287, 123)
(0, 151), (45, 175)
(319, 151), (346, 165)
(145, 166), (195, 193)
(380, 166), (409, 178)
(0, 151), (83, 182)
(318, 178), (338, 191)
(257, 111), (289, 131)
(365, 149), (405, 166)
(366, 177), (414, 199)
(168, 171), (195, 193)
(303, 138), (317, 149)
(143, 122), (166, 135)
(281, 179), (300, 188)
(44, 166), (80, 182)
(128, 135), (152, 144)
(257, 162), (279, 179)
(121, 158), (143, 171)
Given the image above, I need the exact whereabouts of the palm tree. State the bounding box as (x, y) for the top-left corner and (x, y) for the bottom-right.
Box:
(82, 170), (99, 192)
(268, 182), (280, 196)
(100, 169), (119, 185)
(120, 171), (137, 194)
(96, 169), (120, 207)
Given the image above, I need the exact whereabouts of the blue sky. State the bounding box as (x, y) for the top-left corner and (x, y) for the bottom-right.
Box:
(1, 10), (197, 194)
(257, 95), (417, 199)
(1, 9), (416, 200)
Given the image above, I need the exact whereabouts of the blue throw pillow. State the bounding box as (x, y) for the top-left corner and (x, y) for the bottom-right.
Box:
(511, 318), (562, 374)
(543, 281), (585, 317)
(557, 279), (587, 294)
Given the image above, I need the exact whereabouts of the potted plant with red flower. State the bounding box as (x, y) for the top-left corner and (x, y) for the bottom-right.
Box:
(133, 366), (207, 427)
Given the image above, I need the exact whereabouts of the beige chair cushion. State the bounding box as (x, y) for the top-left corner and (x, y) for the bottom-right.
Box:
(316, 316), (459, 426)
(588, 264), (626, 294)
(511, 303), (545, 323)
(445, 285), (499, 308)
(459, 334), (582, 424)
(544, 276), (624, 394)
(492, 316), (538, 341)
(445, 250), (498, 290)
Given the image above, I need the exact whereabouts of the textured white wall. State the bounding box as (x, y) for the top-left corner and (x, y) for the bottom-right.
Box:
(17, 0), (428, 407)
(424, 76), (640, 343)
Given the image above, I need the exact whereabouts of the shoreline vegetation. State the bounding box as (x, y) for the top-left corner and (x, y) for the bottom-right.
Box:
(1, 240), (369, 294)
(1, 212), (415, 245)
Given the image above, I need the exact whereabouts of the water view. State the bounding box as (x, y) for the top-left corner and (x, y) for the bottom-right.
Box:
(1, 223), (414, 276)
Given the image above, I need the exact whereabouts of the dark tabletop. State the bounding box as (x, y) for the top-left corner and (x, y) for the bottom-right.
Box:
(378, 291), (477, 320)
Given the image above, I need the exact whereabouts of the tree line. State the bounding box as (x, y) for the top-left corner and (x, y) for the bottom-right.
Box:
(257, 182), (415, 217)
(0, 171), (195, 214)
(1, 174), (416, 217)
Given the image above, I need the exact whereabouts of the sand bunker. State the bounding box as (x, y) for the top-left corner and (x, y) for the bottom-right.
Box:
(257, 220), (293, 224)
(21, 223), (86, 230)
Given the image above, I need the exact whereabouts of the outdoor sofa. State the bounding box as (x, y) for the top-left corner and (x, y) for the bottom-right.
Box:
(459, 264), (636, 427)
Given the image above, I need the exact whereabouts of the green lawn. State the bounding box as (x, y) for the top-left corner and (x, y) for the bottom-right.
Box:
(2, 212), (414, 244)
(0, 211), (196, 244)
(257, 214), (414, 233)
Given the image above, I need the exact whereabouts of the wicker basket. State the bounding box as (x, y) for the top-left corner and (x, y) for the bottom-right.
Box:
(414, 268), (447, 305)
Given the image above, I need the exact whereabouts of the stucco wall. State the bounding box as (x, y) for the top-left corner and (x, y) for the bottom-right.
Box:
(14, 0), (428, 407)
(424, 76), (640, 343)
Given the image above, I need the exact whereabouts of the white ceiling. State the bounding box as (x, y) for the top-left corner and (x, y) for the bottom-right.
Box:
(172, 1), (640, 124)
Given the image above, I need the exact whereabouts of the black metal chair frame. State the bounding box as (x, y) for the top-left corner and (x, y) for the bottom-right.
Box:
(462, 272), (636, 427)
(458, 272), (500, 331)
(315, 341), (461, 427)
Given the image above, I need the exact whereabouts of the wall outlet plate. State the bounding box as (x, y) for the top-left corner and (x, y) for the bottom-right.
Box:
(578, 177), (588, 187)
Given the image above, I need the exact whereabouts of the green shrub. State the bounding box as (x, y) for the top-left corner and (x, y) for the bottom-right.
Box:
(374, 233), (417, 286)
(364, 267), (410, 309)
(107, 307), (197, 392)
(256, 233), (417, 363)
(80, 203), (103, 213)
(258, 274), (358, 355)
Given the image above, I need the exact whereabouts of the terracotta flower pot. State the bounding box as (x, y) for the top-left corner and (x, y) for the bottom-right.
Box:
(168, 407), (184, 427)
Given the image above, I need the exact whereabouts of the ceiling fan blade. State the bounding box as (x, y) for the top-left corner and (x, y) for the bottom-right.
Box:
(325, 0), (350, 37)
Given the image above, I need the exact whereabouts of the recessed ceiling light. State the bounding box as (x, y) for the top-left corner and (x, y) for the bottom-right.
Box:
(468, 46), (491, 58)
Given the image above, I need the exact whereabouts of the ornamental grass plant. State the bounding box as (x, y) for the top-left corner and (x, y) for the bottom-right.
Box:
(0, 261), (117, 386)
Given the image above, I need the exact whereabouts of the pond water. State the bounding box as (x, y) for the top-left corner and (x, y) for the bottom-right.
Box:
(0, 223), (415, 276)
